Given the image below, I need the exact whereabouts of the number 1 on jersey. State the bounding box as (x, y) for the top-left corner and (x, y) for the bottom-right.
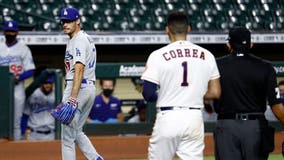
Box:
(181, 61), (189, 86)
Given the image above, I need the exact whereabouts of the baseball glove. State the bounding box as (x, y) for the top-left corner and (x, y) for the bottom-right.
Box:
(50, 98), (78, 125)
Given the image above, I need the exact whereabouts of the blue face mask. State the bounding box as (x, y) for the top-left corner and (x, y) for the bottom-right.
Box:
(280, 93), (284, 104)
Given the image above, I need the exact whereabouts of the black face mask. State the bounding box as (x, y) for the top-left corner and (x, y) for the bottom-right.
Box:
(102, 89), (113, 97)
(5, 35), (17, 44)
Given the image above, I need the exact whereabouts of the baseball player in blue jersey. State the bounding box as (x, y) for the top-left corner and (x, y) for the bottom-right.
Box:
(0, 20), (35, 140)
(54, 7), (103, 160)
(141, 12), (221, 160)
(23, 76), (55, 140)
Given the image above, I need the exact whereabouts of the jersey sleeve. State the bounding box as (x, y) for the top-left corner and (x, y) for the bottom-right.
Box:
(22, 45), (35, 71)
(72, 38), (87, 66)
(267, 64), (282, 106)
(23, 96), (32, 115)
(209, 54), (220, 80)
(141, 53), (160, 84)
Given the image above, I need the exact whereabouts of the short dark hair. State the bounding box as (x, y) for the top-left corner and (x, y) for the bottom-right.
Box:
(227, 27), (251, 53)
(99, 78), (116, 87)
(279, 80), (284, 86)
(166, 11), (189, 35)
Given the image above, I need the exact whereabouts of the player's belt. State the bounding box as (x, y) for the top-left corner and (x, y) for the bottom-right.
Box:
(159, 106), (201, 111)
(217, 113), (265, 120)
(30, 128), (52, 134)
(65, 79), (95, 85)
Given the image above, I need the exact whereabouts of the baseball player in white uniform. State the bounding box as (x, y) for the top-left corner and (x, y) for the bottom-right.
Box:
(0, 20), (35, 140)
(141, 12), (221, 160)
(59, 7), (103, 160)
(23, 76), (55, 140)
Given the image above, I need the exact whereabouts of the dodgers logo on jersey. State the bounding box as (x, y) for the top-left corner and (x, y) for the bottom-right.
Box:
(32, 103), (54, 113)
(0, 56), (21, 65)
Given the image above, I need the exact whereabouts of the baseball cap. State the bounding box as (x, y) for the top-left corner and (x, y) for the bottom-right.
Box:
(227, 27), (251, 46)
(4, 20), (18, 31)
(44, 76), (55, 83)
(60, 7), (79, 21)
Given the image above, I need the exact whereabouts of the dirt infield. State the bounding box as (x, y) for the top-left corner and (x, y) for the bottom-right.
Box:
(0, 132), (283, 160)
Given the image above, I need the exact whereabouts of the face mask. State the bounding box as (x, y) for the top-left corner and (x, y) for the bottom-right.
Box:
(280, 93), (284, 104)
(5, 35), (17, 44)
(102, 89), (113, 97)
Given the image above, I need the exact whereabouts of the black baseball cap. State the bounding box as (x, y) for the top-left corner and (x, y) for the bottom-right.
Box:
(227, 27), (251, 46)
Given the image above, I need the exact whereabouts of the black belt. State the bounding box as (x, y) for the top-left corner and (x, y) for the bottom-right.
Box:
(159, 106), (201, 111)
(30, 128), (52, 134)
(218, 113), (265, 120)
(65, 79), (95, 85)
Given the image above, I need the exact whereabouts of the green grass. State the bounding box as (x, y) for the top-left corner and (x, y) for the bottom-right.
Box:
(122, 154), (282, 160)
(267, 154), (283, 160)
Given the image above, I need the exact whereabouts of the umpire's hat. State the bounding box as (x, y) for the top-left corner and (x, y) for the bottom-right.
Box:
(227, 27), (251, 46)
(60, 7), (79, 21)
(4, 20), (18, 31)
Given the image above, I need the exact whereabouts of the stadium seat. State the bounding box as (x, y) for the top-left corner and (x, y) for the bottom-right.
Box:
(0, 0), (283, 31)
(163, 0), (188, 12)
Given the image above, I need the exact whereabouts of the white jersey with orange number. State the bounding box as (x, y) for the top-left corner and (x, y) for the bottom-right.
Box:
(141, 40), (220, 108)
(64, 30), (96, 81)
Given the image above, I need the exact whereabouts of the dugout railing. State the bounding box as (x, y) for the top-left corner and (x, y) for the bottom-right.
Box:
(1, 61), (284, 139)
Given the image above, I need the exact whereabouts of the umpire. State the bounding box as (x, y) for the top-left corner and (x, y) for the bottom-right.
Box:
(214, 27), (284, 160)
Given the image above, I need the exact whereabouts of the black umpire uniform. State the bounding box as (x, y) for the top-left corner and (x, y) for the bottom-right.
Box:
(214, 27), (282, 160)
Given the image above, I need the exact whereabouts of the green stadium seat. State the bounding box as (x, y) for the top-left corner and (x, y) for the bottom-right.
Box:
(163, 0), (189, 12)
(0, 0), (282, 31)
(104, 9), (131, 31)
(91, 0), (113, 11)
(273, 9), (284, 31)
(114, 0), (138, 11)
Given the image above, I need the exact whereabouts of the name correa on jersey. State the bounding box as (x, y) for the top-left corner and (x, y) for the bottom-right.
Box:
(162, 48), (205, 61)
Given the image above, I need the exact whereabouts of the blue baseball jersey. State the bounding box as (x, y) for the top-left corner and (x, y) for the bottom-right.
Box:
(89, 94), (122, 122)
